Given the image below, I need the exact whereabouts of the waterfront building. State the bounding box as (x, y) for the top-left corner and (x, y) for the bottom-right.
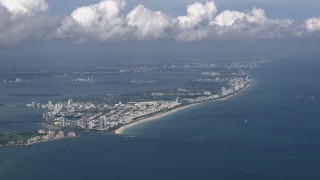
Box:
(47, 130), (56, 136)
(38, 129), (47, 134)
(56, 131), (65, 138)
(221, 87), (227, 96)
(98, 118), (104, 130)
(70, 121), (77, 128)
(88, 121), (94, 129)
(67, 132), (76, 137)
(60, 118), (65, 128)
(81, 115), (88, 129)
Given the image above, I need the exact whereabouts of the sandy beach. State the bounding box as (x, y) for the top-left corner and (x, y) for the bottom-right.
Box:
(114, 83), (251, 134)
(114, 103), (199, 134)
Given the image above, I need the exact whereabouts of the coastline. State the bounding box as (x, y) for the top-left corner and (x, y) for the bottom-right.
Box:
(114, 103), (199, 134)
(114, 83), (251, 135)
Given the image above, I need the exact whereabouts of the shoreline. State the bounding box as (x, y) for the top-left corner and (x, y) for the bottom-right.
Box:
(114, 103), (199, 134)
(114, 83), (251, 135)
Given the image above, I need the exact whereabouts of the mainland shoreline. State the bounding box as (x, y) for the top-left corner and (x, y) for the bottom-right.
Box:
(114, 83), (251, 134)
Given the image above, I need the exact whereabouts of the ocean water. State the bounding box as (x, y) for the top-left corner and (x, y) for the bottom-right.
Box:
(1, 56), (320, 179)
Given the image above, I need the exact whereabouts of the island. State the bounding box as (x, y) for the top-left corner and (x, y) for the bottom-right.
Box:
(0, 58), (269, 146)
(23, 59), (265, 136)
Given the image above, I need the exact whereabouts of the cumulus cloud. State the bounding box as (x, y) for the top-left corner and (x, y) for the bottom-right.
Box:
(210, 8), (295, 40)
(56, 0), (173, 41)
(126, 5), (173, 40)
(304, 18), (320, 32)
(0, 0), (57, 47)
(177, 1), (217, 28)
(1, 0), (320, 46)
(0, 0), (48, 16)
(55, 0), (128, 42)
(213, 8), (267, 27)
(175, 7), (296, 42)
(56, 0), (314, 43)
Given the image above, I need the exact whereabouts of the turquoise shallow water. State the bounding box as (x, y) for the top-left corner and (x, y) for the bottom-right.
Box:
(1, 56), (320, 180)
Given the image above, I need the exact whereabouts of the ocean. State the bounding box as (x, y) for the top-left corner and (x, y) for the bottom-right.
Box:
(1, 56), (320, 180)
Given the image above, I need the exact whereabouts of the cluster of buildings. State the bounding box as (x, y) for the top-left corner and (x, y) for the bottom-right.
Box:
(25, 130), (76, 145)
(28, 98), (181, 131)
(183, 76), (251, 104)
(222, 76), (251, 96)
(4, 130), (76, 146)
(75, 78), (94, 84)
(27, 100), (63, 110)
(2, 77), (23, 83)
(25, 62), (253, 132)
(26, 76), (250, 132)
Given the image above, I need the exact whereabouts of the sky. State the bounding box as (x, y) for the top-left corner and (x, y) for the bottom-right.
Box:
(1, 0), (320, 57)
(47, 0), (320, 20)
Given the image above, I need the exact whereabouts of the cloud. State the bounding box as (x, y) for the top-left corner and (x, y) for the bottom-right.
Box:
(175, 7), (296, 42)
(126, 5), (173, 40)
(304, 18), (320, 32)
(0, 0), (48, 16)
(56, 0), (173, 41)
(212, 8), (267, 27)
(0, 0), (58, 47)
(1, 0), (320, 47)
(177, 1), (217, 28)
(55, 0), (128, 42)
(55, 0), (127, 42)
(211, 8), (295, 40)
(56, 0), (314, 43)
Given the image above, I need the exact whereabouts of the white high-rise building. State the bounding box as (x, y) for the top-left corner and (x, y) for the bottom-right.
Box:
(68, 99), (73, 106)
(48, 101), (52, 109)
(60, 118), (65, 128)
(88, 121), (94, 129)
(98, 118), (104, 130)
(221, 87), (227, 96)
